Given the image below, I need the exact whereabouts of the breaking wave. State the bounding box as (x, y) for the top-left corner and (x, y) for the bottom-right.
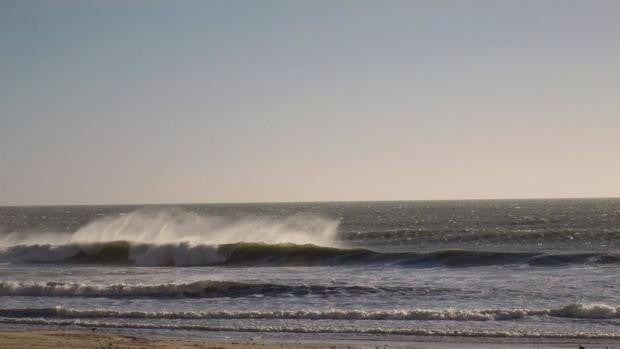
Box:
(1, 241), (618, 267)
(0, 303), (618, 321)
(0, 280), (448, 298)
(0, 209), (340, 247)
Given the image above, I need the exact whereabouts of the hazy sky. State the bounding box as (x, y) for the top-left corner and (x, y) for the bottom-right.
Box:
(1, 0), (619, 205)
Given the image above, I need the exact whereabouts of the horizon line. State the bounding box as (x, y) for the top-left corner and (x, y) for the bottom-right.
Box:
(1, 195), (618, 208)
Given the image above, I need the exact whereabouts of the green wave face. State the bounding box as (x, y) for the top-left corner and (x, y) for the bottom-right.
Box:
(67, 240), (135, 264)
(216, 242), (376, 266)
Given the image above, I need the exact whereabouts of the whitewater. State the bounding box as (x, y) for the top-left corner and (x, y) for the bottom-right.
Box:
(0, 199), (618, 344)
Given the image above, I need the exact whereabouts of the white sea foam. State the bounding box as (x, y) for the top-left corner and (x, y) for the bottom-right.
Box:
(0, 316), (618, 339)
(0, 280), (238, 298)
(0, 303), (617, 320)
(0, 208), (339, 247)
(69, 209), (339, 246)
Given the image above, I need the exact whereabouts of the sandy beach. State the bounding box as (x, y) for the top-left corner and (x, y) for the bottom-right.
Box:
(0, 329), (608, 349)
(0, 329), (359, 349)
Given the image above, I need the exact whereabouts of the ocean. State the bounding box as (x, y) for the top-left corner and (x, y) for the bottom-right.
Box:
(0, 199), (618, 345)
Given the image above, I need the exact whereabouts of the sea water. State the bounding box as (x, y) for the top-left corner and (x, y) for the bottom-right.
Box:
(0, 199), (618, 344)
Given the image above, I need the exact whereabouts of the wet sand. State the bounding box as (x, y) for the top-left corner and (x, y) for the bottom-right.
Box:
(0, 329), (607, 349)
(0, 329), (362, 349)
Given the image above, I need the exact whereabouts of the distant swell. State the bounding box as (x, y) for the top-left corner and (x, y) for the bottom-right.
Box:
(0, 303), (618, 321)
(1, 241), (618, 267)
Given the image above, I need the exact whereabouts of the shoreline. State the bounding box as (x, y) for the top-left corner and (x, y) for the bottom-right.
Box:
(0, 329), (352, 349)
(0, 329), (612, 349)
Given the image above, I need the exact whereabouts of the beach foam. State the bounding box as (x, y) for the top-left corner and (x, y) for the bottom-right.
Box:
(1, 316), (618, 339)
(0, 303), (617, 320)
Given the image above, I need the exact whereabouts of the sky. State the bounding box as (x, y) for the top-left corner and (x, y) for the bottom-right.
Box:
(0, 0), (619, 205)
